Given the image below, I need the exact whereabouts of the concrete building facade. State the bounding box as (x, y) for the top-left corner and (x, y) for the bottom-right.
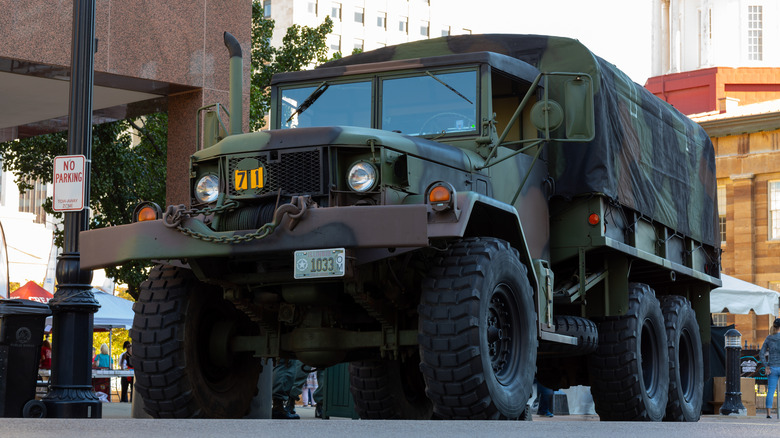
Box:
(651, 0), (780, 76)
(263, 0), (472, 57)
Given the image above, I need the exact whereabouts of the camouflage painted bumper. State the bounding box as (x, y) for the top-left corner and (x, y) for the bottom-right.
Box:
(80, 204), (431, 270)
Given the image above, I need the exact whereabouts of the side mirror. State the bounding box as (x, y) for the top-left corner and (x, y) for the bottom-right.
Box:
(529, 74), (594, 142)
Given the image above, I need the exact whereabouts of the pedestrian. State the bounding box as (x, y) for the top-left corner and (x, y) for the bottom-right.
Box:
(535, 381), (554, 417)
(760, 318), (780, 418)
(271, 359), (308, 419)
(119, 341), (134, 402)
(301, 371), (318, 407)
(93, 343), (112, 369)
(39, 339), (52, 370)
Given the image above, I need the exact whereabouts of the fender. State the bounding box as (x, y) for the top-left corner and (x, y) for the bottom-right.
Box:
(427, 191), (540, 296)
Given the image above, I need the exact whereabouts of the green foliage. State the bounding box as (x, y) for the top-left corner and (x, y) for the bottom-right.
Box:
(250, 1), (333, 130)
(0, 114), (167, 299)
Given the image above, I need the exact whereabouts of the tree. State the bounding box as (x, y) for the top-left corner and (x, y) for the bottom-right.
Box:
(0, 114), (167, 299)
(250, 1), (333, 130)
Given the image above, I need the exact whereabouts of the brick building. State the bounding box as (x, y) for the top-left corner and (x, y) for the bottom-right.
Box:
(688, 100), (780, 347)
(647, 0), (780, 347)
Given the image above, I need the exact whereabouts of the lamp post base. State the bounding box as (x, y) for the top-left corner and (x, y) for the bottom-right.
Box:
(43, 386), (102, 418)
(719, 392), (747, 416)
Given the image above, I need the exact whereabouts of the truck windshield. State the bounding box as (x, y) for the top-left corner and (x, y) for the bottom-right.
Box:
(280, 80), (372, 129)
(381, 70), (477, 136)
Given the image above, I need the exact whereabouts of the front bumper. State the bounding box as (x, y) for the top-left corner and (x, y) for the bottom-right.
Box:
(80, 204), (430, 270)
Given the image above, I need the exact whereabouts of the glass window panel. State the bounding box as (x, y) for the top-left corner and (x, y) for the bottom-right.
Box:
(381, 70), (477, 136)
(280, 81), (372, 129)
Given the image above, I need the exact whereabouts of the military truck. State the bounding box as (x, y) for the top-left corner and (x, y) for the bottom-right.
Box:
(81, 33), (720, 421)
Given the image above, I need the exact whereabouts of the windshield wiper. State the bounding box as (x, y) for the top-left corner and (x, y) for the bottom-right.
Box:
(425, 71), (473, 105)
(286, 82), (329, 124)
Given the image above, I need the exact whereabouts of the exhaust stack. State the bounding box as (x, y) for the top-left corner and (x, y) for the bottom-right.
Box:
(223, 31), (243, 135)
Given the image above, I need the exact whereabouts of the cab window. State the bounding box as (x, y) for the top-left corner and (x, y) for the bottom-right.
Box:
(380, 70), (477, 136)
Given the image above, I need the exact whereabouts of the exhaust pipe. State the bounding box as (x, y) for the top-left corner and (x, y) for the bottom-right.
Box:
(223, 31), (243, 135)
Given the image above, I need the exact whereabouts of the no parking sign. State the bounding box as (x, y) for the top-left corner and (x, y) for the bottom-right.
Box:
(53, 155), (86, 212)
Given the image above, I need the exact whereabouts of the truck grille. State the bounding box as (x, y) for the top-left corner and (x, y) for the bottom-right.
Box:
(227, 148), (324, 198)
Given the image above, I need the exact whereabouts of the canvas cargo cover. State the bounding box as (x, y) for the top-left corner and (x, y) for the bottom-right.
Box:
(322, 34), (719, 248)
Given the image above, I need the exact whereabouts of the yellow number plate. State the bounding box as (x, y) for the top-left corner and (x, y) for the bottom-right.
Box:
(234, 167), (264, 191)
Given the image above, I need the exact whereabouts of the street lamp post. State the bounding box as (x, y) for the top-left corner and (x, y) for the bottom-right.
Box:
(720, 328), (746, 416)
(41, 0), (101, 418)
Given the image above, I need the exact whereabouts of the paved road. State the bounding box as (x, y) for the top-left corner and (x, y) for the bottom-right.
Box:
(2, 406), (779, 438)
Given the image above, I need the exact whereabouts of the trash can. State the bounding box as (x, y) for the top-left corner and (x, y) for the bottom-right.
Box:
(0, 299), (51, 418)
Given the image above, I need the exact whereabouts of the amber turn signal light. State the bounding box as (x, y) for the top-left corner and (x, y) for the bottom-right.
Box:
(429, 186), (451, 203)
(132, 201), (162, 223)
(137, 207), (158, 222)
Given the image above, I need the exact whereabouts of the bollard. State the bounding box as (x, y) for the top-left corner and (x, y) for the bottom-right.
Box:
(720, 329), (746, 415)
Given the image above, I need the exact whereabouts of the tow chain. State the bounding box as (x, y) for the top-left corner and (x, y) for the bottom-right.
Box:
(162, 196), (312, 244)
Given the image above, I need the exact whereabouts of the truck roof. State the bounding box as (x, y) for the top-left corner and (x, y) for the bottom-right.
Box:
(314, 34), (720, 249)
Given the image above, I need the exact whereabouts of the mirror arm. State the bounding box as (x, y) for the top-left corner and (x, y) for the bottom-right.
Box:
(476, 139), (543, 170)
(483, 73), (543, 167)
(511, 142), (546, 205)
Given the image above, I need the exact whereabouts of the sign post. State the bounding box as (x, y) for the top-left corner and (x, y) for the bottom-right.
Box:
(42, 0), (102, 419)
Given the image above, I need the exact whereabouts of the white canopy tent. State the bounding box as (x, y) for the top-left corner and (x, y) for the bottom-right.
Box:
(46, 289), (134, 330)
(45, 289), (135, 364)
(710, 274), (780, 316)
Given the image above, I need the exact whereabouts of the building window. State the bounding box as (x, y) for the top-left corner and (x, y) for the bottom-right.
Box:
(263, 0), (272, 17)
(331, 2), (341, 20)
(354, 7), (364, 24)
(420, 21), (429, 37)
(19, 179), (47, 225)
(308, 1), (317, 14)
(441, 26), (451, 37)
(329, 35), (341, 52)
(377, 12), (387, 29)
(748, 5), (763, 61)
(712, 313), (729, 327)
(399, 17), (408, 33)
(770, 181), (780, 239)
(718, 185), (726, 244)
(354, 39), (364, 52)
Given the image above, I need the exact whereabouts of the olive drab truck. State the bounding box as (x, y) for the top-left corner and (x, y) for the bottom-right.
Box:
(80, 33), (720, 421)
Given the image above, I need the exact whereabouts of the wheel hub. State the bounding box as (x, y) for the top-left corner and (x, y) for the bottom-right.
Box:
(488, 291), (513, 378)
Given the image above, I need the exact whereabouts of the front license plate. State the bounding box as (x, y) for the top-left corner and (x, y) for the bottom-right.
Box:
(294, 248), (346, 279)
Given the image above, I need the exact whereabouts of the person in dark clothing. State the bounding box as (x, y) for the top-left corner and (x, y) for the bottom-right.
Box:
(119, 341), (134, 403)
(760, 318), (780, 418)
(536, 381), (554, 417)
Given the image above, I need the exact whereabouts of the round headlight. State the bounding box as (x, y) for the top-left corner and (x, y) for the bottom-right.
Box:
(347, 162), (377, 192)
(195, 174), (219, 203)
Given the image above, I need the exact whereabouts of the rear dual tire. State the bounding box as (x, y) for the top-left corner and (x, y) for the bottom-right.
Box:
(589, 283), (669, 421)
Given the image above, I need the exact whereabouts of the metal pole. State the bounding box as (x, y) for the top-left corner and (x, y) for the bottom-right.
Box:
(42, 0), (101, 418)
(720, 329), (746, 416)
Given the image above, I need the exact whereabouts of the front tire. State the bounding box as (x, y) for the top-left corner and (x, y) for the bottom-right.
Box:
(419, 237), (537, 420)
(589, 283), (669, 421)
(661, 295), (703, 422)
(131, 264), (262, 418)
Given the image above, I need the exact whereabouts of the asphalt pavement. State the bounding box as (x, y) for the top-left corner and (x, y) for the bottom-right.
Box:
(3, 402), (779, 438)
